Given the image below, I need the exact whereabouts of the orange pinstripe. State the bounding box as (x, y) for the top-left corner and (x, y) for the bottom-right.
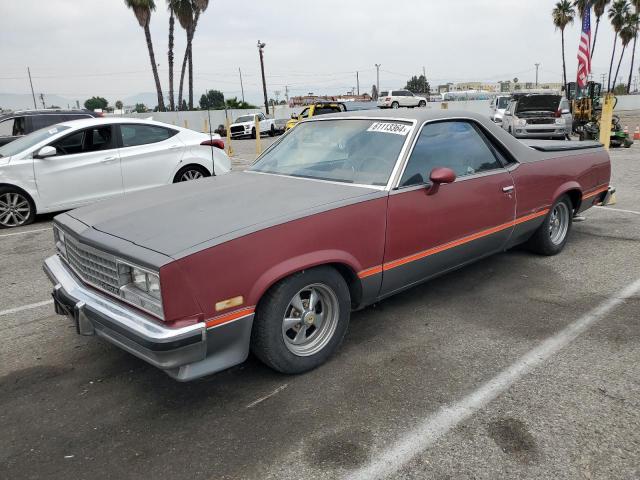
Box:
(358, 209), (550, 276)
(205, 306), (255, 328)
(582, 185), (609, 200)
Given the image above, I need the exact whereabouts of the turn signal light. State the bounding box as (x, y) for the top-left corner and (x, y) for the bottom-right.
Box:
(201, 139), (225, 150)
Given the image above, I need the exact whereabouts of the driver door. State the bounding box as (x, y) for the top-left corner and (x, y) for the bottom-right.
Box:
(381, 120), (516, 296)
(34, 125), (123, 209)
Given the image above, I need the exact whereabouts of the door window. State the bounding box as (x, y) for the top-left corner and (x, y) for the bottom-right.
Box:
(50, 126), (114, 155)
(119, 124), (176, 147)
(399, 121), (502, 187)
(0, 117), (26, 136)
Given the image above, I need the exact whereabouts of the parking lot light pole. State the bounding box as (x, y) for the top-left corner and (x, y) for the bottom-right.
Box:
(375, 64), (381, 99)
(258, 41), (269, 115)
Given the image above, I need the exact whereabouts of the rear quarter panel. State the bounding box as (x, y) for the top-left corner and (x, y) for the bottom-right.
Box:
(171, 196), (388, 323)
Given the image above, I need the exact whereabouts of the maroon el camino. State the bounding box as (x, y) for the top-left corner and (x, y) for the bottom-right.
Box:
(44, 109), (613, 381)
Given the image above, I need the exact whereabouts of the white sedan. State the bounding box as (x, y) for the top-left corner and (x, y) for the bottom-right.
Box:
(0, 117), (230, 228)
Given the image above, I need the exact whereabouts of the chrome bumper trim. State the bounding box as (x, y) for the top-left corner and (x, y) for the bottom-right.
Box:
(44, 255), (206, 369)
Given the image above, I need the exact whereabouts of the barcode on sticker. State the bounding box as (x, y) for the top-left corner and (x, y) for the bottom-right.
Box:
(367, 122), (410, 135)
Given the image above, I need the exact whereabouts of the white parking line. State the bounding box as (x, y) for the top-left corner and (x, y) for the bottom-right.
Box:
(0, 227), (52, 238)
(245, 384), (288, 409)
(344, 278), (640, 480)
(594, 206), (640, 215)
(0, 299), (53, 317)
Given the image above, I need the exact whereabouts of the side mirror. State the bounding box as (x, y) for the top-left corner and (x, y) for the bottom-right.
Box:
(291, 113), (299, 120)
(35, 146), (57, 159)
(427, 167), (456, 194)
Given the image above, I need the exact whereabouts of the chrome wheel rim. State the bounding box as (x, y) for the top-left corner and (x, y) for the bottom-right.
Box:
(0, 192), (30, 227)
(549, 202), (570, 245)
(392, 103), (399, 109)
(281, 283), (339, 356)
(180, 169), (203, 181)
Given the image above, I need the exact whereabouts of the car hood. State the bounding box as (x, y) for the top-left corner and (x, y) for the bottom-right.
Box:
(516, 95), (560, 112)
(67, 171), (381, 258)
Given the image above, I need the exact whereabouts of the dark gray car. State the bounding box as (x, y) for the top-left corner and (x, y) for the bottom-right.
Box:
(0, 109), (101, 146)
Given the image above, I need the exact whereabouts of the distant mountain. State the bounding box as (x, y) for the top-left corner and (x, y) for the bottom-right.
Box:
(121, 92), (162, 108)
(0, 93), (78, 110)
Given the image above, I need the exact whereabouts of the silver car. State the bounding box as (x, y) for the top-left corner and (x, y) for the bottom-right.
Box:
(502, 94), (572, 140)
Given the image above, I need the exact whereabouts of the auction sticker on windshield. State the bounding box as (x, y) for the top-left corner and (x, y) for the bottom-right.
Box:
(367, 122), (410, 135)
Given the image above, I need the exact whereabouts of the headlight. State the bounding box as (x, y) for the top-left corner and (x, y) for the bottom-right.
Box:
(516, 119), (527, 127)
(117, 261), (164, 318)
(555, 118), (566, 124)
(53, 225), (67, 258)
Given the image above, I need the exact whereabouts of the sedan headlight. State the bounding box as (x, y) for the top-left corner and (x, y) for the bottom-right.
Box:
(53, 225), (67, 258)
(516, 119), (527, 127)
(117, 261), (164, 318)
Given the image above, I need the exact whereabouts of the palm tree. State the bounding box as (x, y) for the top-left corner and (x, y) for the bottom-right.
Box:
(552, 1), (576, 96)
(608, 0), (630, 91)
(188, 0), (210, 109)
(167, 1), (177, 111)
(627, 2), (640, 92)
(592, 0), (611, 57)
(124, 0), (165, 111)
(614, 13), (638, 90)
(173, 0), (194, 110)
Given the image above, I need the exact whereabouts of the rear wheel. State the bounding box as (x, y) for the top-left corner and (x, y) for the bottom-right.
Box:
(527, 195), (573, 255)
(0, 187), (35, 229)
(269, 124), (275, 137)
(173, 165), (210, 183)
(251, 127), (256, 139)
(251, 266), (351, 374)
(391, 101), (400, 109)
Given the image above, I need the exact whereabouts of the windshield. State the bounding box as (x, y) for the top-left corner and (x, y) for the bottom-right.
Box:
(250, 119), (411, 186)
(496, 97), (510, 109)
(0, 125), (70, 158)
(235, 115), (256, 123)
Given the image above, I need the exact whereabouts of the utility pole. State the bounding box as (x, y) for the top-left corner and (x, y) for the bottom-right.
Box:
(422, 66), (427, 93)
(39, 93), (46, 109)
(257, 40), (269, 115)
(239, 67), (245, 103)
(285, 85), (289, 104)
(356, 71), (360, 96)
(375, 64), (381, 99)
(534, 63), (540, 87)
(600, 73), (607, 86)
(27, 67), (37, 109)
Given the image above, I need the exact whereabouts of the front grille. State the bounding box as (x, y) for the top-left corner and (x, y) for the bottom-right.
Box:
(64, 236), (121, 295)
(527, 128), (556, 134)
(527, 118), (555, 125)
(230, 125), (245, 134)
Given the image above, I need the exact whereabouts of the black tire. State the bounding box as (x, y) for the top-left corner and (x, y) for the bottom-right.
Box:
(251, 128), (256, 139)
(391, 101), (400, 109)
(269, 125), (275, 137)
(527, 195), (573, 256)
(0, 186), (36, 229)
(172, 165), (210, 183)
(418, 100), (426, 107)
(251, 266), (351, 374)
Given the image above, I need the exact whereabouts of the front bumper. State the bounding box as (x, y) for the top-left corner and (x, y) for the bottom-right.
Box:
(44, 255), (253, 381)
(512, 125), (568, 138)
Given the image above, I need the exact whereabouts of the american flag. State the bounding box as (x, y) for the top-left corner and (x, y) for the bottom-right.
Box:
(577, 4), (592, 88)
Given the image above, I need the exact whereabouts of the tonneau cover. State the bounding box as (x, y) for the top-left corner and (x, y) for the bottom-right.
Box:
(522, 140), (603, 152)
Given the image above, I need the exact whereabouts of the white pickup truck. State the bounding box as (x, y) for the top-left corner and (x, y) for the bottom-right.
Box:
(229, 112), (276, 139)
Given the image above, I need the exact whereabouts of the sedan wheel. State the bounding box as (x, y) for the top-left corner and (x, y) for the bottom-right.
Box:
(391, 101), (400, 109)
(180, 169), (204, 181)
(0, 191), (33, 229)
(527, 195), (573, 256)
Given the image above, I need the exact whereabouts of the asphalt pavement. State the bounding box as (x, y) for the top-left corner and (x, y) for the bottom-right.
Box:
(1, 138), (639, 480)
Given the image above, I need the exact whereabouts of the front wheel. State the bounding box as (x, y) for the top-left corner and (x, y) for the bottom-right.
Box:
(269, 125), (275, 137)
(418, 100), (426, 107)
(0, 187), (35, 229)
(527, 195), (573, 255)
(251, 128), (256, 139)
(251, 266), (351, 374)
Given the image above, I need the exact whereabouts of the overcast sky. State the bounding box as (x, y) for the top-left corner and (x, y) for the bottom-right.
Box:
(1, 0), (638, 106)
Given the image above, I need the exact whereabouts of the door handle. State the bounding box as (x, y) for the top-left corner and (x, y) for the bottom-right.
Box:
(502, 185), (514, 193)
(102, 156), (117, 164)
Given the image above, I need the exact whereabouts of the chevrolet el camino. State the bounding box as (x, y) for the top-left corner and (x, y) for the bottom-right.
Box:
(44, 110), (612, 381)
